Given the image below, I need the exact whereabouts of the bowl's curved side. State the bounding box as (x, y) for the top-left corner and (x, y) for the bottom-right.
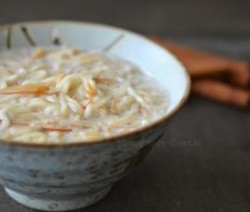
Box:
(0, 122), (166, 211)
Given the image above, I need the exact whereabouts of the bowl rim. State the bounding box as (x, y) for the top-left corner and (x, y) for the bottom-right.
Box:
(0, 20), (191, 148)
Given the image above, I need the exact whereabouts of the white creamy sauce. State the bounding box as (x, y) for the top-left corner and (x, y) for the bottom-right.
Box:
(0, 46), (169, 143)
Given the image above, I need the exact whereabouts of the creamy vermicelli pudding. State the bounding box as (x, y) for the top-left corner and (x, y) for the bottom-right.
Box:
(0, 47), (168, 143)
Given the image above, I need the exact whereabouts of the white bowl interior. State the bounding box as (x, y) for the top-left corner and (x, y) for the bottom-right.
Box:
(0, 21), (189, 115)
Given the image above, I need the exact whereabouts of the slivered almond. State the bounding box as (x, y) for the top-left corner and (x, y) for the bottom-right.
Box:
(56, 74), (65, 84)
(32, 48), (46, 59)
(85, 79), (96, 96)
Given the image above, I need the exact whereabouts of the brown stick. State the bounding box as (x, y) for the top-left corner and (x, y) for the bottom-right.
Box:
(192, 80), (250, 108)
(150, 36), (250, 87)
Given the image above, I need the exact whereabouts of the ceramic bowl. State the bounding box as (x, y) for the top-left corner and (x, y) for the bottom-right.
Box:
(0, 21), (190, 211)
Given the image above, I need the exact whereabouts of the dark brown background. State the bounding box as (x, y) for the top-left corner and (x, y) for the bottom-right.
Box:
(1, 0), (250, 212)
(1, 0), (250, 37)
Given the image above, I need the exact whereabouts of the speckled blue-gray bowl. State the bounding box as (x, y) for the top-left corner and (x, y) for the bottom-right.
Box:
(0, 21), (190, 211)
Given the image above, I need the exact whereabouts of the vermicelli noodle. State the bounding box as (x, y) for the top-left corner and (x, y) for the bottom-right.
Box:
(0, 46), (169, 143)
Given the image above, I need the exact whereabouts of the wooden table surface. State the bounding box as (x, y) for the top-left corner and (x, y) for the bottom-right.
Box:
(0, 0), (250, 211)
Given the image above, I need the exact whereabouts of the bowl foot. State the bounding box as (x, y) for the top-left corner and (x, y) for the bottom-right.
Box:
(4, 186), (112, 211)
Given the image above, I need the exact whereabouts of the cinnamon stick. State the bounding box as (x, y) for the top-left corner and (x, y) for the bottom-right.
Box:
(150, 36), (250, 87)
(192, 80), (250, 108)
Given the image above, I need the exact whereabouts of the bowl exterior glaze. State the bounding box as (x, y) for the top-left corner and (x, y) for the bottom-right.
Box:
(0, 125), (165, 211)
